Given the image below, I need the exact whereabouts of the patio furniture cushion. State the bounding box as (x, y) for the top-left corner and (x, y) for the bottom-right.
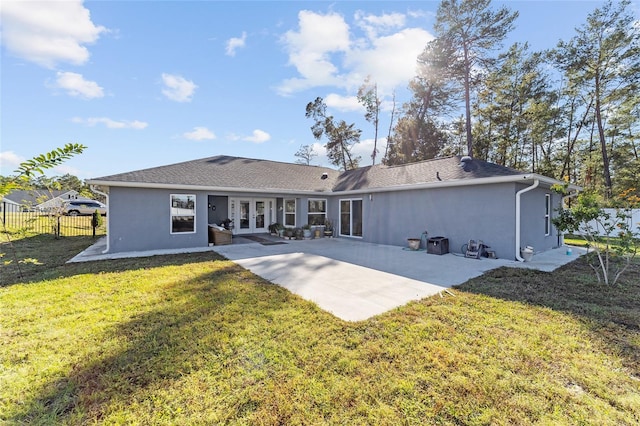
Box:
(209, 225), (232, 245)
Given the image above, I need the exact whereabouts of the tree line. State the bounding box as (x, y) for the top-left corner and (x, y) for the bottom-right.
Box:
(0, 172), (98, 201)
(301, 0), (639, 205)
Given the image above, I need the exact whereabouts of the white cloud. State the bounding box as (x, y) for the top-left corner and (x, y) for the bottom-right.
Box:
(72, 117), (148, 129)
(161, 73), (197, 102)
(225, 31), (247, 56)
(53, 164), (81, 176)
(243, 129), (271, 143)
(347, 28), (433, 93)
(52, 71), (104, 99)
(354, 10), (406, 39)
(325, 93), (363, 112)
(0, 151), (25, 174)
(183, 127), (216, 141)
(0, 0), (107, 68)
(351, 137), (388, 164)
(278, 10), (351, 95)
(277, 10), (433, 97)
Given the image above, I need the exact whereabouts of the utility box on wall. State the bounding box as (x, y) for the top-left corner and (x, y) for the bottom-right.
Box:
(427, 236), (449, 255)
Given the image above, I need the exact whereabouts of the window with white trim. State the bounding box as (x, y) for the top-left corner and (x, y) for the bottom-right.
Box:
(284, 199), (296, 227)
(171, 194), (196, 234)
(307, 198), (327, 226)
(544, 193), (551, 236)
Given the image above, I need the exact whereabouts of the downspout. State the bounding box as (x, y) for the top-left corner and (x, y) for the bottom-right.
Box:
(90, 185), (110, 254)
(515, 179), (539, 262)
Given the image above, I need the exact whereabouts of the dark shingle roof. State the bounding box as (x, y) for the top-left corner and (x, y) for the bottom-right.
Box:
(3, 190), (76, 206)
(333, 156), (524, 191)
(89, 155), (527, 193)
(90, 156), (341, 192)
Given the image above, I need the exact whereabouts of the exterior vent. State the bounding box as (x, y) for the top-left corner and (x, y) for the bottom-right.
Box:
(460, 156), (473, 171)
(321, 172), (328, 180)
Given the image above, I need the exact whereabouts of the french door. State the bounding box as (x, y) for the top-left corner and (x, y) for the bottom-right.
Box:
(230, 198), (273, 234)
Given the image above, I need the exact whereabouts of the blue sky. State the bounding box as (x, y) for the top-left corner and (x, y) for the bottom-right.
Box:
(1, 0), (635, 179)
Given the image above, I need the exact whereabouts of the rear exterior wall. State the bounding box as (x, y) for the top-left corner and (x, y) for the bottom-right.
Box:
(108, 187), (209, 253)
(359, 183), (517, 259)
(106, 183), (563, 259)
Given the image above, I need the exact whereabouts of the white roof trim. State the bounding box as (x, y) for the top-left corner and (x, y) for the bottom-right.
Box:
(85, 180), (333, 194)
(87, 173), (580, 195)
(337, 173), (580, 195)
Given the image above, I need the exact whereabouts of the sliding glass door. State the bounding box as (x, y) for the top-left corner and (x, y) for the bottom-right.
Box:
(340, 199), (362, 237)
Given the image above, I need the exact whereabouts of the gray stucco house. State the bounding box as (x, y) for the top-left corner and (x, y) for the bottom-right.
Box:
(87, 155), (580, 260)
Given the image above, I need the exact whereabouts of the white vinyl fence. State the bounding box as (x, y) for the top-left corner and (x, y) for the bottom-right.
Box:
(584, 208), (640, 237)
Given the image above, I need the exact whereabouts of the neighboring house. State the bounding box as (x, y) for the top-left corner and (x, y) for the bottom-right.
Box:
(1, 189), (83, 212)
(87, 155), (580, 260)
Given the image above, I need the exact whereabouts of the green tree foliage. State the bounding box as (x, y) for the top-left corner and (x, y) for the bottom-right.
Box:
(305, 97), (361, 170)
(552, 191), (638, 285)
(1, 144), (86, 276)
(554, 0), (640, 198)
(474, 43), (558, 172)
(606, 96), (640, 201)
(386, 116), (448, 165)
(433, 0), (518, 157)
(0, 143), (86, 198)
(29, 173), (94, 199)
(385, 39), (455, 165)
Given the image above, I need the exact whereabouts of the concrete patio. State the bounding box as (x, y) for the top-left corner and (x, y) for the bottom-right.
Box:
(70, 236), (587, 322)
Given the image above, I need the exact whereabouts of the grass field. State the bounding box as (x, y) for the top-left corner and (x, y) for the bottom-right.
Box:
(1, 235), (639, 425)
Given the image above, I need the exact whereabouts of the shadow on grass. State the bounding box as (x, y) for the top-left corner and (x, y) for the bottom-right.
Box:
(0, 234), (226, 287)
(455, 256), (640, 375)
(8, 261), (312, 424)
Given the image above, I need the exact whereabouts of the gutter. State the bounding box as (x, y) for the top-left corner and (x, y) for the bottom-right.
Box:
(85, 180), (334, 195)
(515, 179), (539, 262)
(87, 173), (577, 196)
(90, 185), (110, 254)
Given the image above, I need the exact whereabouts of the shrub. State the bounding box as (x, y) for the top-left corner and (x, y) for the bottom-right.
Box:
(553, 192), (638, 285)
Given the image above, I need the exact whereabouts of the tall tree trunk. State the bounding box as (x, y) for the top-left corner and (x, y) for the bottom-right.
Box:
(383, 93), (396, 162)
(594, 72), (613, 197)
(463, 45), (473, 157)
(629, 122), (639, 160)
(561, 97), (593, 179)
(372, 85), (379, 166)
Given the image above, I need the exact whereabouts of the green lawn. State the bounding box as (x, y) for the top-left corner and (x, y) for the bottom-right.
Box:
(1, 236), (639, 425)
(564, 234), (640, 254)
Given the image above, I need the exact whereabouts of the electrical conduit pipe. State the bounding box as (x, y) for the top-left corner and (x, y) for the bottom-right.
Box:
(515, 178), (539, 262)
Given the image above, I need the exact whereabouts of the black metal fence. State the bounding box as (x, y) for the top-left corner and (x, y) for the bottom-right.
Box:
(1, 201), (106, 237)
